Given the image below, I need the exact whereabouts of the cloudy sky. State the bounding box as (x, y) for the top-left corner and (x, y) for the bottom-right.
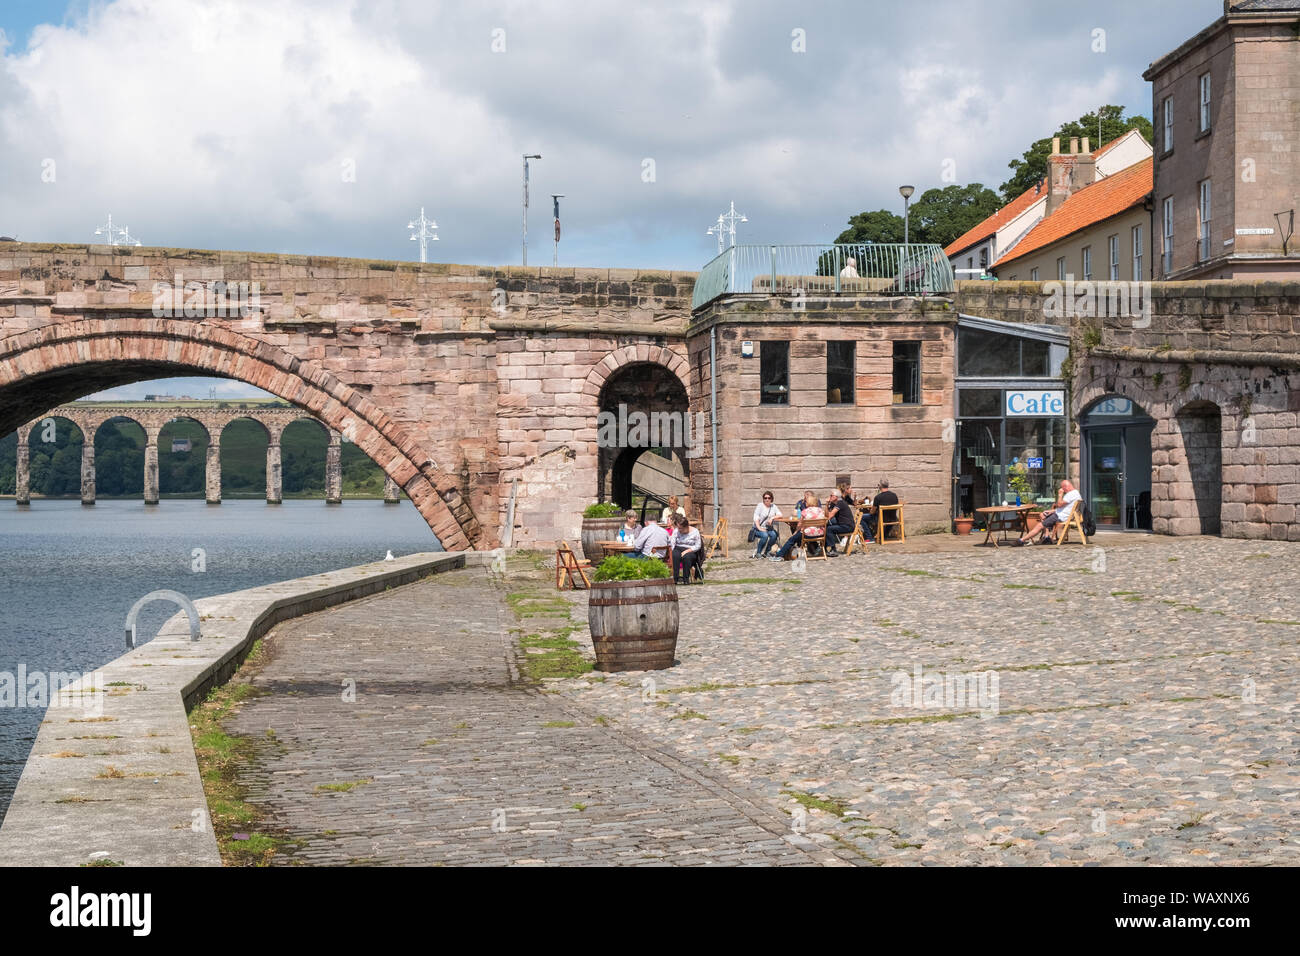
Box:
(1, 0), (1220, 398)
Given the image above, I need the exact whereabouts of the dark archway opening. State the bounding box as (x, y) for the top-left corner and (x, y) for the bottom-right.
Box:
(597, 362), (690, 513)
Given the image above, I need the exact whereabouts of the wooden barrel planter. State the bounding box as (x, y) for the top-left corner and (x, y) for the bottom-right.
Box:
(580, 516), (624, 563)
(587, 578), (679, 671)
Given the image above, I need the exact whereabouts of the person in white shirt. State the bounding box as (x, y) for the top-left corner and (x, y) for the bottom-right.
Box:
(1020, 480), (1082, 544)
(632, 518), (670, 560)
(661, 495), (686, 527)
(751, 491), (783, 558)
(670, 515), (703, 584)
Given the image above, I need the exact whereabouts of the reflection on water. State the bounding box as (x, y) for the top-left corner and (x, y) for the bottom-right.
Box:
(0, 498), (441, 822)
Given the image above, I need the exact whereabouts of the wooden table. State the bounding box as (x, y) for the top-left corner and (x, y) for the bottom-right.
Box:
(598, 540), (637, 557)
(975, 505), (1036, 547)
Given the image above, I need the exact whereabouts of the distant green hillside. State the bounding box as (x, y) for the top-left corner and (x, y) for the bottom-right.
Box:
(0, 417), (391, 499)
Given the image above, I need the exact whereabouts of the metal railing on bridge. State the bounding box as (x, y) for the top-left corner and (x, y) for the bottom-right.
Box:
(691, 242), (955, 310)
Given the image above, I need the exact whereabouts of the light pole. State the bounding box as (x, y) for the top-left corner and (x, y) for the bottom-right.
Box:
(93, 213), (142, 247)
(899, 185), (915, 292)
(706, 201), (747, 254)
(551, 194), (564, 267)
(522, 153), (541, 266)
(407, 207), (438, 263)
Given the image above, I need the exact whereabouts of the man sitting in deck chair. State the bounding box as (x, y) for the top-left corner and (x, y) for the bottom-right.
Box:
(1019, 480), (1082, 545)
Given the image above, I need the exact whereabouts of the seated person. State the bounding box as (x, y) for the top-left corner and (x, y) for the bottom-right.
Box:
(838, 482), (855, 507)
(824, 491), (855, 555)
(773, 496), (826, 560)
(751, 492), (782, 558)
(1019, 480), (1081, 544)
(864, 480), (899, 540)
(839, 257), (860, 280)
(631, 517), (670, 560)
(619, 510), (641, 542)
(670, 515), (703, 584)
(661, 495), (687, 527)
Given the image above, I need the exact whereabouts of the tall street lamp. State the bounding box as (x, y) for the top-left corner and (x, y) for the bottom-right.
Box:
(899, 185), (915, 292)
(522, 153), (541, 266)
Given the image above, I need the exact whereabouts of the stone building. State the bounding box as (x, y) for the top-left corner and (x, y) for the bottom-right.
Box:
(1143, 0), (1300, 279)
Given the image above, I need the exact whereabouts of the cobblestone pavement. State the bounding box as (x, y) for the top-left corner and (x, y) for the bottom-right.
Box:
(553, 534), (1300, 865)
(225, 567), (846, 865)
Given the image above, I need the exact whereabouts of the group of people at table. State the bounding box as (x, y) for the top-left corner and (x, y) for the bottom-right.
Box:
(750, 481), (898, 560)
(616, 496), (704, 584)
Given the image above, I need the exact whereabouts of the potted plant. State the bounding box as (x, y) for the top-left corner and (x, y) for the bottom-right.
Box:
(580, 502), (625, 562)
(1007, 461), (1034, 506)
(587, 555), (678, 672)
(954, 513), (975, 535)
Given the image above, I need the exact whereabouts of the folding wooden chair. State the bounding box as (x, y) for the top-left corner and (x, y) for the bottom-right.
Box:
(555, 540), (592, 590)
(1054, 499), (1088, 546)
(877, 503), (905, 544)
(701, 516), (729, 560)
(840, 504), (868, 555)
(797, 517), (829, 561)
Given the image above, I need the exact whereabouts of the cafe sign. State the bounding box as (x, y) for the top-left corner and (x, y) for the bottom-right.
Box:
(1005, 390), (1065, 417)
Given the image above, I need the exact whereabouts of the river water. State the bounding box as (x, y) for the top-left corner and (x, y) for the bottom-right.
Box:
(0, 498), (442, 822)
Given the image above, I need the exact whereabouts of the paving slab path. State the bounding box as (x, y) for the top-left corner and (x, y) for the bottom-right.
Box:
(225, 566), (847, 866)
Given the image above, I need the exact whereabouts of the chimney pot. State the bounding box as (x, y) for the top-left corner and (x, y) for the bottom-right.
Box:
(1070, 137), (1079, 154)
(1052, 137), (1060, 155)
(1081, 136), (1091, 154)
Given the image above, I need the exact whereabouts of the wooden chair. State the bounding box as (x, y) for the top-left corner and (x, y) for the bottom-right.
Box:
(1053, 499), (1088, 547)
(555, 540), (591, 590)
(701, 516), (729, 560)
(877, 503), (905, 544)
(796, 517), (829, 561)
(840, 504), (868, 555)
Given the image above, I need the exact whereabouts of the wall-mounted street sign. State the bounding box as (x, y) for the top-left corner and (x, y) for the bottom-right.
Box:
(1235, 228), (1275, 236)
(1005, 390), (1065, 417)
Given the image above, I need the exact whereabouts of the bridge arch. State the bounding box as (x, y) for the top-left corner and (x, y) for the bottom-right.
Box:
(0, 318), (480, 548)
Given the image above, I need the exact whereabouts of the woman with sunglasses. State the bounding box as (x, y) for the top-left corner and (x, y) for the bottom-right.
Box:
(751, 491), (782, 558)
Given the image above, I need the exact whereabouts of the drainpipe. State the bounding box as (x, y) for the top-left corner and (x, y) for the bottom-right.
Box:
(710, 325), (719, 525)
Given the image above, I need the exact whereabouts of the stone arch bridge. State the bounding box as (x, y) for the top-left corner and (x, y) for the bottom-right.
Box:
(16, 403), (404, 506)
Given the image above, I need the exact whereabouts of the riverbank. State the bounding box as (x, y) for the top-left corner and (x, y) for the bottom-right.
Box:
(0, 550), (486, 867)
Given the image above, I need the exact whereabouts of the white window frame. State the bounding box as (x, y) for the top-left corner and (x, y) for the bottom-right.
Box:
(1108, 235), (1119, 280)
(1030, 267), (1039, 282)
(1162, 197), (1174, 274)
(1132, 224), (1144, 280)
(1199, 179), (1212, 260)
(1057, 257), (1066, 281)
(1199, 73), (1211, 133)
(1082, 246), (1093, 281)
(1163, 96), (1174, 152)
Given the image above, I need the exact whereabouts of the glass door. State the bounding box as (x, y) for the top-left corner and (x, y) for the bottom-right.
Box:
(1087, 428), (1124, 528)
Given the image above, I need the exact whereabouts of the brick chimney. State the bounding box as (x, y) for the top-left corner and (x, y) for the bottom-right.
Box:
(1071, 137), (1096, 191)
(1046, 137), (1077, 216)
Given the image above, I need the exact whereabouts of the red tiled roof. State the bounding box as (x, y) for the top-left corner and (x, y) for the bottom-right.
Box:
(942, 133), (1137, 258)
(992, 157), (1153, 268)
(943, 181), (1046, 257)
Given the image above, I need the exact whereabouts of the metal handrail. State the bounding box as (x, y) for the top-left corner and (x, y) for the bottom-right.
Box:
(691, 242), (955, 310)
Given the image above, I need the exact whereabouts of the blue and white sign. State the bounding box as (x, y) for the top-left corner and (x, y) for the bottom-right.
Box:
(1005, 390), (1065, 417)
(1027, 457), (1044, 469)
(1092, 397), (1133, 415)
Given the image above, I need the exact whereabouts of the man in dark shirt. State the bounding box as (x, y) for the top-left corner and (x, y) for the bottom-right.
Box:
(824, 491), (855, 556)
(865, 480), (900, 541)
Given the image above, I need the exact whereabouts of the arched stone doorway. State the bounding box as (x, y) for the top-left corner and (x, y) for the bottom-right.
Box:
(1080, 395), (1155, 531)
(597, 361), (690, 513)
(1174, 400), (1222, 535)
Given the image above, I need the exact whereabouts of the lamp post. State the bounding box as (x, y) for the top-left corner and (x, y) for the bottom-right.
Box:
(899, 185), (915, 292)
(522, 153), (541, 266)
(407, 207), (438, 263)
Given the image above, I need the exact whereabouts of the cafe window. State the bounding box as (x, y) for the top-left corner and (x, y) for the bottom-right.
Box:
(892, 341), (921, 405)
(826, 340), (854, 405)
(958, 326), (1063, 379)
(760, 340), (789, 405)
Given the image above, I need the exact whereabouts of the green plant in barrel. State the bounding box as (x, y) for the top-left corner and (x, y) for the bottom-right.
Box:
(583, 502), (623, 519)
(593, 554), (670, 582)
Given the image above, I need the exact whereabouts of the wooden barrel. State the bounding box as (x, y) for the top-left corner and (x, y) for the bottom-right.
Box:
(580, 517), (625, 563)
(587, 578), (679, 672)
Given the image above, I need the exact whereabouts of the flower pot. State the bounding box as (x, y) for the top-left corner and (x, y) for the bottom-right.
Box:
(580, 516), (624, 563)
(954, 517), (975, 535)
(587, 577), (679, 671)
